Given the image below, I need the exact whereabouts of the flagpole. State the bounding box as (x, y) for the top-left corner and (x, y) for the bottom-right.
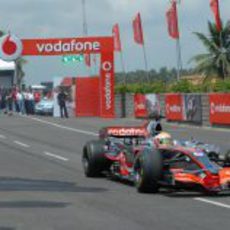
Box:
(119, 51), (127, 84)
(217, 2), (226, 80)
(176, 38), (182, 81)
(82, 0), (92, 76)
(174, 0), (182, 81)
(142, 43), (150, 83)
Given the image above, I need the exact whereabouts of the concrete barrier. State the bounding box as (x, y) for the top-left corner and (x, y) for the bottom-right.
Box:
(115, 93), (230, 129)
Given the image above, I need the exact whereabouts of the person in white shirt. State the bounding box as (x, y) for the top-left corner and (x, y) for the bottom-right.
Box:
(16, 90), (24, 114)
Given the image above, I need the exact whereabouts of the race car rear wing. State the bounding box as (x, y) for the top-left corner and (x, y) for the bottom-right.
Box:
(99, 127), (148, 139)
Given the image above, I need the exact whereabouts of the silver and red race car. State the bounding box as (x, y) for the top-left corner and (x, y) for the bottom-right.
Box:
(82, 121), (230, 194)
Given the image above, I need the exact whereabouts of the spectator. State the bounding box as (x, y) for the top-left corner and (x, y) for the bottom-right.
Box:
(16, 90), (24, 114)
(28, 90), (35, 115)
(34, 91), (41, 103)
(11, 85), (18, 112)
(6, 89), (13, 116)
(57, 88), (68, 118)
(23, 89), (30, 115)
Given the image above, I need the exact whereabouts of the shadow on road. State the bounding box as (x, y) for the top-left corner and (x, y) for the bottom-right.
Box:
(0, 201), (69, 209)
(0, 177), (107, 193)
(160, 190), (230, 198)
(0, 227), (15, 230)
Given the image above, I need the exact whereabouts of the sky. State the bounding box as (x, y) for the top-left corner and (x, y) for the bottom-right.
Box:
(0, 0), (229, 85)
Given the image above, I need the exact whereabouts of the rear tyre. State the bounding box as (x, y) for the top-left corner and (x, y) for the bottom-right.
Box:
(134, 148), (163, 193)
(82, 140), (110, 177)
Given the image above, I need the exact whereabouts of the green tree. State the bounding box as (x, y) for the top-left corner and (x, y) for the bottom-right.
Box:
(191, 21), (230, 80)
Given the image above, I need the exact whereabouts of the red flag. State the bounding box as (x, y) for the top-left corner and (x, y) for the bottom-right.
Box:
(132, 12), (144, 45)
(85, 54), (91, 67)
(112, 24), (122, 52)
(210, 0), (222, 32)
(166, 1), (179, 39)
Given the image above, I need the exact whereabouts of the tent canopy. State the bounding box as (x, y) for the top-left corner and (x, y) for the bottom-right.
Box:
(0, 59), (15, 71)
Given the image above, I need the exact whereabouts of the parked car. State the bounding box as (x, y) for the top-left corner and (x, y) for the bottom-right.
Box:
(35, 98), (54, 116)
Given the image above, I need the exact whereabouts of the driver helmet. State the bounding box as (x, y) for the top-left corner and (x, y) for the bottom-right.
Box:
(155, 132), (173, 147)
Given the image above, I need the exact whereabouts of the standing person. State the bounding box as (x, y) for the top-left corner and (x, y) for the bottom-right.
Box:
(12, 85), (18, 112)
(16, 90), (24, 114)
(23, 89), (30, 115)
(0, 86), (2, 114)
(6, 89), (13, 116)
(1, 88), (7, 113)
(28, 90), (35, 115)
(34, 91), (41, 104)
(57, 88), (68, 118)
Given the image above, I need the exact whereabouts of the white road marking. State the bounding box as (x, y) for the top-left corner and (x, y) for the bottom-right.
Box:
(14, 140), (30, 148)
(25, 116), (98, 136)
(0, 134), (6, 139)
(194, 198), (230, 209)
(44, 151), (69, 162)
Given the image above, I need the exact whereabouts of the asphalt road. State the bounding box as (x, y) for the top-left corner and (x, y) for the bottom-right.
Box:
(0, 114), (229, 230)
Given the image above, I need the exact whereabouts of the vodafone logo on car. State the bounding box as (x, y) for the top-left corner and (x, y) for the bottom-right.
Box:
(0, 34), (22, 61)
(107, 128), (147, 136)
(210, 103), (230, 115)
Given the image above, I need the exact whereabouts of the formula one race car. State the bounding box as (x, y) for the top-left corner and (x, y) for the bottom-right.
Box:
(82, 124), (230, 194)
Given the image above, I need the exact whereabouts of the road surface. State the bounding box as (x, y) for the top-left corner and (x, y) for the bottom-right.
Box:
(0, 114), (229, 230)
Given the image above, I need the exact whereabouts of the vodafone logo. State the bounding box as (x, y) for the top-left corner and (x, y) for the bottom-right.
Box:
(0, 34), (22, 61)
(107, 128), (147, 136)
(36, 40), (100, 54)
(102, 61), (113, 111)
(135, 103), (145, 110)
(210, 103), (230, 115)
(166, 104), (181, 114)
(102, 61), (112, 71)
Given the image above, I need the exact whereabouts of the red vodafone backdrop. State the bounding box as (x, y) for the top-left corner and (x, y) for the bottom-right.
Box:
(76, 77), (100, 117)
(209, 94), (230, 125)
(165, 94), (184, 121)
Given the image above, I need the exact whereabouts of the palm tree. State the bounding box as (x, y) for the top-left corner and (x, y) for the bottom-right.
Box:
(0, 30), (27, 86)
(191, 21), (230, 80)
(15, 58), (27, 86)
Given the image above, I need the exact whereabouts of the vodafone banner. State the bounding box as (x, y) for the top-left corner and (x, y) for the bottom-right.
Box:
(21, 37), (113, 56)
(165, 94), (184, 121)
(100, 52), (115, 118)
(134, 94), (161, 118)
(209, 94), (230, 125)
(134, 94), (147, 118)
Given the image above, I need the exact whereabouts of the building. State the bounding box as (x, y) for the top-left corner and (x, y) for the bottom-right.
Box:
(0, 59), (15, 88)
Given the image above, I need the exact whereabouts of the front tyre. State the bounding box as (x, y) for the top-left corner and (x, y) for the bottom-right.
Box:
(82, 140), (110, 177)
(134, 148), (163, 193)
